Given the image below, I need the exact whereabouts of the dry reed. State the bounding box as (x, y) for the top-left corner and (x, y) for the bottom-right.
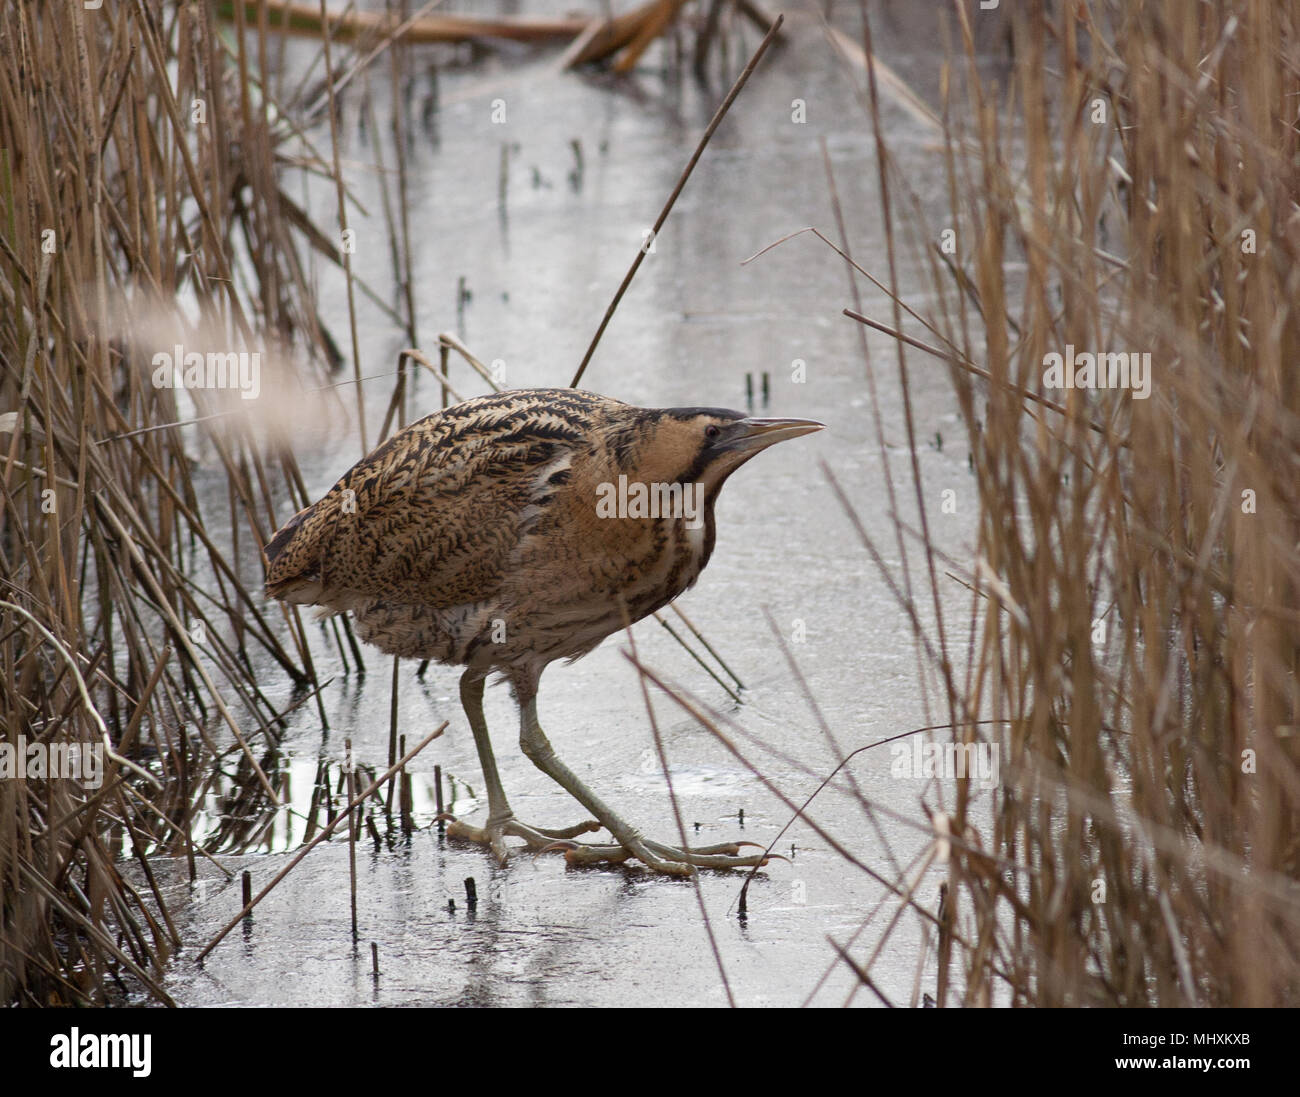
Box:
(808, 0), (1300, 1006)
(0, 0), (356, 1005)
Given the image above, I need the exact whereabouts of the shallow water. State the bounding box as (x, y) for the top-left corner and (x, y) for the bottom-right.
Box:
(160, 5), (1001, 1007)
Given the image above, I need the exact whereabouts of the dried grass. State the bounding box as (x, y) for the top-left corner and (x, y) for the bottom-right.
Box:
(823, 0), (1300, 1006)
(0, 0), (348, 1005)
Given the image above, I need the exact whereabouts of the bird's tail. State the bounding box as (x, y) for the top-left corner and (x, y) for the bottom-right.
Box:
(264, 505), (322, 604)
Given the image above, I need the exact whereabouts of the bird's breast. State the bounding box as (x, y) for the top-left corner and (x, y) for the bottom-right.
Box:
(488, 481), (713, 665)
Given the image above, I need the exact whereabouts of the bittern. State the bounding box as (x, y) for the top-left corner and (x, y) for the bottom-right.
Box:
(265, 387), (822, 874)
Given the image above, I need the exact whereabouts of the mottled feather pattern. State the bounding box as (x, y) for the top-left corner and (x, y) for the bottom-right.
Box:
(264, 388), (723, 678)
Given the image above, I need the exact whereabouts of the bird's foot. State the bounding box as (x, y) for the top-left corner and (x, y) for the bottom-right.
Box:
(442, 813), (602, 864)
(550, 834), (774, 875)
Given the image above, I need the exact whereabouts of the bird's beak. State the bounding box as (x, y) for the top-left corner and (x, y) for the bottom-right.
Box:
(721, 417), (825, 454)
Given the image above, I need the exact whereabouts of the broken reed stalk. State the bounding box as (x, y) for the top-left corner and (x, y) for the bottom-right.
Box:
(219, 0), (746, 72)
(218, 0), (589, 45)
(399, 734), (413, 836)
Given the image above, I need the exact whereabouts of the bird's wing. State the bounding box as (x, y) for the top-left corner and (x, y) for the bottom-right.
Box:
(264, 395), (598, 611)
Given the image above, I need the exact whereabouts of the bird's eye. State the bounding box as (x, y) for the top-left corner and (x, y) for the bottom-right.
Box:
(705, 425), (720, 440)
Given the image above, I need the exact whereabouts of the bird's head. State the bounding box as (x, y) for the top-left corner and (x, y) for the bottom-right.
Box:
(636, 406), (825, 498)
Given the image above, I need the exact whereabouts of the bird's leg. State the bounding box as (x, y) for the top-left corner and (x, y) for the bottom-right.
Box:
(515, 689), (771, 875)
(444, 672), (513, 862)
(444, 670), (600, 863)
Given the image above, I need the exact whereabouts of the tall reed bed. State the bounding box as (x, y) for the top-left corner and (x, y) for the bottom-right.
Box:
(834, 0), (1300, 1005)
(0, 0), (354, 1005)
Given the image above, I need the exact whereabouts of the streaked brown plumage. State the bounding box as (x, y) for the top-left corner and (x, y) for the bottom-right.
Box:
(265, 387), (821, 873)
